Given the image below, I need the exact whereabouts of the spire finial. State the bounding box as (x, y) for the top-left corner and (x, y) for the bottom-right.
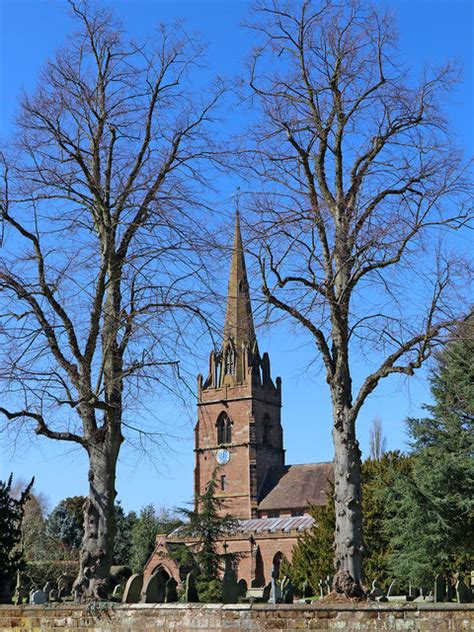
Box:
(235, 186), (241, 215)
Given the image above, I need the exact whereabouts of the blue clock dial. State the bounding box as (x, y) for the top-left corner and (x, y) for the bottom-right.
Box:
(216, 448), (230, 465)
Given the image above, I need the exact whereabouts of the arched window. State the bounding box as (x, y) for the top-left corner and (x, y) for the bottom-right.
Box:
(216, 412), (232, 445)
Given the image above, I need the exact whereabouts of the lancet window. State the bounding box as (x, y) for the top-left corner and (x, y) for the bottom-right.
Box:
(216, 412), (232, 445)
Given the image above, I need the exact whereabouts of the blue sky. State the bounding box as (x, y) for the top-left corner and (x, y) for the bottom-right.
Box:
(0, 0), (472, 514)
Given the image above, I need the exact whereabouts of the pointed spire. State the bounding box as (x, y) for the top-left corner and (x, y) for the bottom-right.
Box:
(223, 210), (256, 349)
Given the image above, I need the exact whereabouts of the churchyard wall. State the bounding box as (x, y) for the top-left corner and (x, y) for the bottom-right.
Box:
(0, 602), (473, 631)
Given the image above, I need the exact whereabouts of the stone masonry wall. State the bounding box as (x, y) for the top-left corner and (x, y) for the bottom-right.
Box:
(0, 603), (473, 631)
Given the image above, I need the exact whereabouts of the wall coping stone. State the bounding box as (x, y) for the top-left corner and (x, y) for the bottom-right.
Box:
(1, 602), (473, 612)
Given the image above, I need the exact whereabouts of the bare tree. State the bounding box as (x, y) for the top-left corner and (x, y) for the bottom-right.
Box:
(240, 0), (472, 596)
(369, 416), (386, 461)
(0, 1), (224, 599)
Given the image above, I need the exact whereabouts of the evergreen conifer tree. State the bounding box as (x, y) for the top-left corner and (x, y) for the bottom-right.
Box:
(113, 505), (137, 567)
(284, 455), (411, 593)
(386, 321), (474, 587)
(0, 476), (33, 602)
(178, 469), (238, 601)
(129, 505), (181, 573)
(362, 452), (412, 589)
(282, 497), (334, 594)
(46, 502), (83, 553)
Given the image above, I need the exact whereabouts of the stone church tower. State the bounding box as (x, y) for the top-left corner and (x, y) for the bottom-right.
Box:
(194, 212), (284, 518)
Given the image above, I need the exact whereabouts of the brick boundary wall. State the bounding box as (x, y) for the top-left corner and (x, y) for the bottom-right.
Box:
(0, 603), (473, 631)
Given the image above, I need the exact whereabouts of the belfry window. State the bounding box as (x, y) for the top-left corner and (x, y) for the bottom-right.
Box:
(224, 344), (235, 375)
(216, 412), (232, 445)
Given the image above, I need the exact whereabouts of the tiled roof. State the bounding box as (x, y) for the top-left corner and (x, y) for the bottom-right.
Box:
(257, 462), (333, 512)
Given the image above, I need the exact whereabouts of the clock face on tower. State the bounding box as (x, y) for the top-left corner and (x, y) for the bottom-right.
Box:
(216, 448), (230, 465)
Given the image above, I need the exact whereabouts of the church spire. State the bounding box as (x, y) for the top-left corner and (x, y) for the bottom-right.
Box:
(223, 210), (256, 349)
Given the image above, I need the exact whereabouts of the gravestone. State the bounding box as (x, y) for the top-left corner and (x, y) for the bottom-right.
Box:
(262, 582), (271, 602)
(387, 579), (397, 597)
(282, 579), (294, 604)
(434, 574), (446, 602)
(184, 572), (199, 603)
(369, 580), (385, 601)
(112, 584), (123, 601)
(302, 581), (312, 600)
(222, 567), (239, 604)
(456, 574), (472, 604)
(110, 565), (132, 586)
(318, 579), (324, 598)
(165, 577), (178, 603)
(42, 582), (52, 600)
(31, 590), (47, 605)
(269, 567), (281, 604)
(57, 575), (74, 600)
(49, 589), (59, 602)
(237, 578), (248, 599)
(13, 574), (28, 606)
(122, 573), (143, 604)
(325, 575), (332, 595)
(446, 576), (455, 602)
(141, 572), (165, 603)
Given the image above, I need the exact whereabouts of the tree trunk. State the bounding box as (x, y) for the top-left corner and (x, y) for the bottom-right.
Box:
(332, 405), (365, 599)
(73, 435), (120, 601)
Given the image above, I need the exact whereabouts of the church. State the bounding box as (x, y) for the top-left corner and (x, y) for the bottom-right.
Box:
(144, 213), (333, 587)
